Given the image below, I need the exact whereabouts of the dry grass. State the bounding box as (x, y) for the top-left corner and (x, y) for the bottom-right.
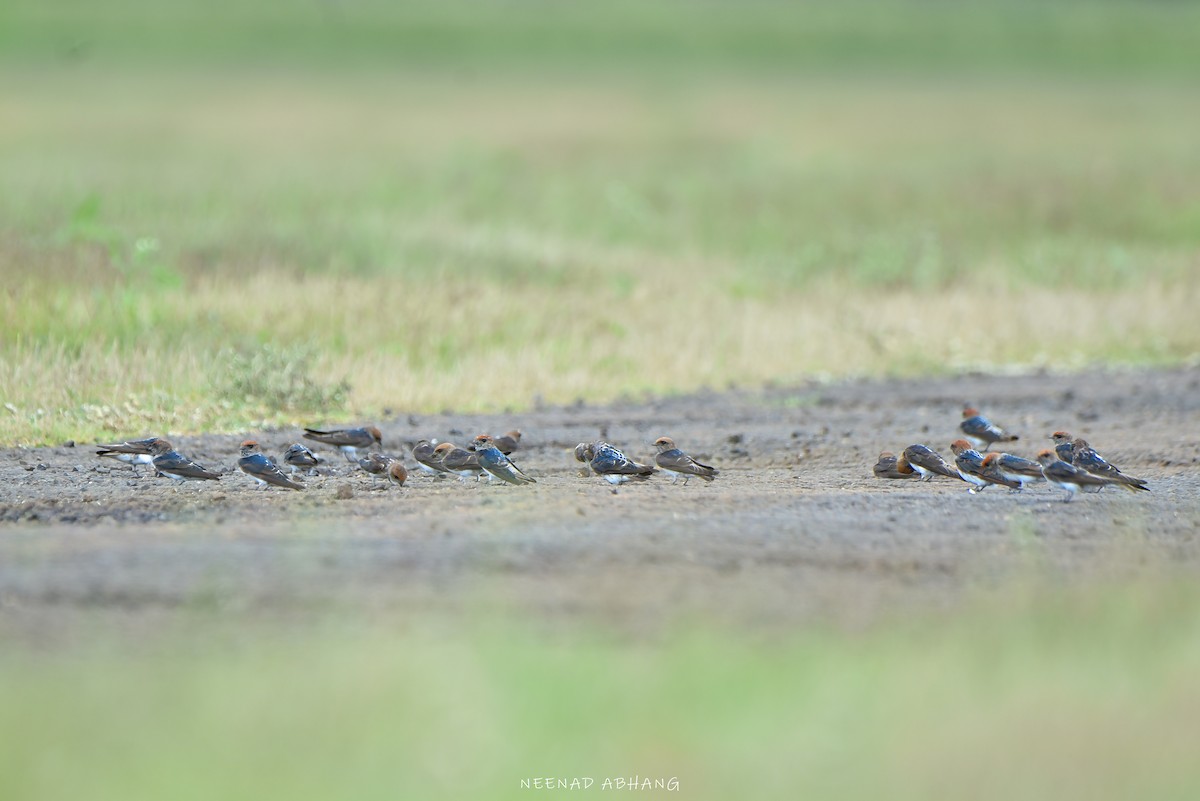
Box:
(3, 6), (1200, 444)
(5, 269), (1198, 443)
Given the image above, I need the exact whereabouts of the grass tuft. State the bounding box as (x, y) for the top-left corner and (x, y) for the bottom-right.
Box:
(221, 344), (349, 416)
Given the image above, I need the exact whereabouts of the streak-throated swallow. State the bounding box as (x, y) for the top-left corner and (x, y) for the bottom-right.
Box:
(302, 425), (383, 462)
(960, 407), (1019, 451)
(653, 437), (718, 484)
(238, 440), (304, 490)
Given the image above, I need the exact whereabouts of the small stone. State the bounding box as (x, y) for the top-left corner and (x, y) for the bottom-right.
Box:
(334, 483), (354, 500)
(63, 440), (76, 448)
(35, 463), (49, 471)
(73, 465), (85, 472)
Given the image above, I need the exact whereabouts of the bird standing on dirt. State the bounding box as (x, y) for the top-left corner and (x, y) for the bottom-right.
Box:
(95, 436), (163, 476)
(1070, 438), (1150, 492)
(149, 438), (221, 485)
(950, 439), (1021, 493)
(433, 442), (484, 483)
(873, 451), (914, 480)
(960, 407), (1019, 451)
(282, 443), (320, 476)
(575, 441), (656, 486)
(386, 459), (408, 488)
(1049, 431), (1076, 463)
(899, 444), (963, 482)
(472, 434), (536, 485)
(492, 430), (522, 456)
(653, 437), (718, 484)
(356, 452), (391, 487)
(412, 439), (450, 477)
(302, 426), (383, 462)
(1036, 450), (1121, 502)
(981, 452), (1044, 491)
(238, 440), (304, 490)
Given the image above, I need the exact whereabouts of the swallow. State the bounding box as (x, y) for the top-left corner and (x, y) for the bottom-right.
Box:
(472, 434), (536, 485)
(653, 437), (717, 484)
(1048, 432), (1098, 493)
(357, 452), (389, 475)
(95, 436), (164, 475)
(982, 452), (1045, 491)
(900, 444), (963, 481)
(386, 459), (408, 487)
(576, 441), (656, 485)
(960, 406), (1019, 451)
(302, 426), (383, 462)
(282, 443), (320, 475)
(873, 451), (914, 480)
(1049, 431), (1076, 463)
(237, 440), (304, 490)
(433, 442), (484, 482)
(412, 439), (450, 477)
(355, 452), (391, 486)
(1036, 449), (1120, 502)
(1071, 438), (1150, 492)
(950, 439), (1020, 493)
(492, 430), (522, 456)
(148, 438), (221, 484)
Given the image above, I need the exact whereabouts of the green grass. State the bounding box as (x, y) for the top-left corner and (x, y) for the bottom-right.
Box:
(5, 0), (1200, 76)
(3, 0), (1200, 444)
(4, 577), (1200, 801)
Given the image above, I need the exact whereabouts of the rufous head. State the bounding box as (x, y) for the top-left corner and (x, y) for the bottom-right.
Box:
(1036, 449), (1057, 466)
(950, 439), (973, 455)
(962, 406), (980, 418)
(367, 426), (383, 446)
(653, 436), (676, 452)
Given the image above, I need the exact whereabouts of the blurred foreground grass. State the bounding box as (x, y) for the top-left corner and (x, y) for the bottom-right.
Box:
(3, 0), (1200, 444)
(4, 577), (1200, 801)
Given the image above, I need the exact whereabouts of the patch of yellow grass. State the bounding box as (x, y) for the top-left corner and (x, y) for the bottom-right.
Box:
(3, 267), (1197, 444)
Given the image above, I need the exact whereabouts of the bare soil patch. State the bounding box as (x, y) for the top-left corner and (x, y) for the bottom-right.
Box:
(2, 367), (1199, 639)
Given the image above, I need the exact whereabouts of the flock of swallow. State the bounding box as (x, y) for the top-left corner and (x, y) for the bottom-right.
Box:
(93, 425), (720, 492)
(91, 406), (1150, 503)
(873, 407), (1151, 502)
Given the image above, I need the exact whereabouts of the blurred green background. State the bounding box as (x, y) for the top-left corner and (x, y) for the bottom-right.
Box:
(5, 576), (1200, 801)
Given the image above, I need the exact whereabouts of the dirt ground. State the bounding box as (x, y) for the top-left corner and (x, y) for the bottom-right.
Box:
(2, 367), (1199, 641)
